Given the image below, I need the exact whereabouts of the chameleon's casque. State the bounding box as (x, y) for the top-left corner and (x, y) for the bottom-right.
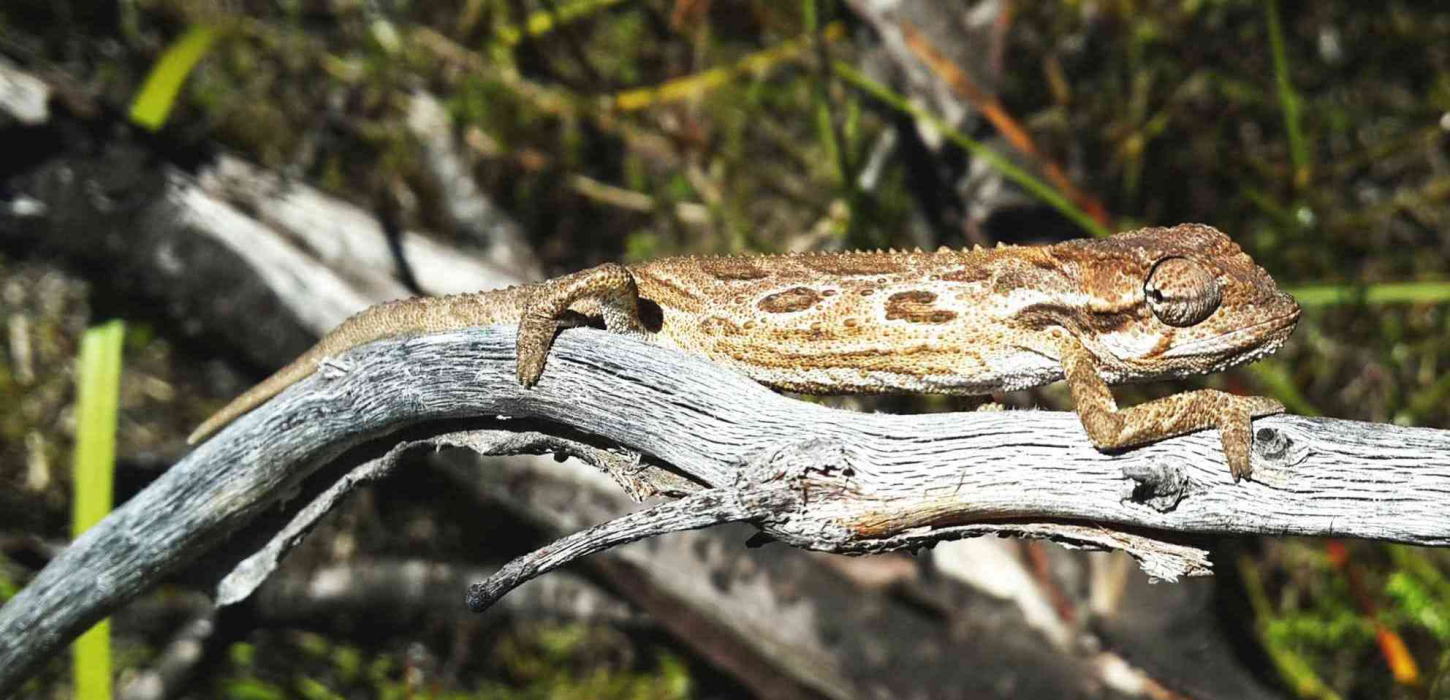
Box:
(190, 224), (1299, 480)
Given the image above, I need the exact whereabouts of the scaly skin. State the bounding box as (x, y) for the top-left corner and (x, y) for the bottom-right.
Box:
(190, 224), (1300, 480)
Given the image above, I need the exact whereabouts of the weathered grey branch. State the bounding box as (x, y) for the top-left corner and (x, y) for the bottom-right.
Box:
(1, 325), (1448, 692)
(466, 486), (794, 612)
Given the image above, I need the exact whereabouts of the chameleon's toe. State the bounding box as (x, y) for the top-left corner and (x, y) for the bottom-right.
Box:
(516, 349), (547, 387)
(1220, 413), (1254, 482)
(1220, 395), (1284, 482)
(515, 314), (556, 387)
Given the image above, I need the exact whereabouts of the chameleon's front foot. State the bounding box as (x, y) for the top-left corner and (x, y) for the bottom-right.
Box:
(1058, 338), (1286, 481)
(1075, 390), (1284, 482)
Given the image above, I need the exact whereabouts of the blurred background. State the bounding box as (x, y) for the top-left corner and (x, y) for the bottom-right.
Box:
(1, 0), (1448, 697)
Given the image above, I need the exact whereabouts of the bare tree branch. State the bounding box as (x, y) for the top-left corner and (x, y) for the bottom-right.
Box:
(1, 325), (1447, 692)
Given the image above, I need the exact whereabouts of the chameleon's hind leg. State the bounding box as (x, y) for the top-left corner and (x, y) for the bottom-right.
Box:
(516, 263), (645, 386)
(1057, 337), (1282, 482)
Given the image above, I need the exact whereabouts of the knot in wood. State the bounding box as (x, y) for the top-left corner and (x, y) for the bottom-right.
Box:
(1253, 426), (1291, 462)
(736, 438), (854, 492)
(1122, 461), (1191, 512)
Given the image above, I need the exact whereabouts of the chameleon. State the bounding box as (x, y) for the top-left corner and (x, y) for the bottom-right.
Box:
(189, 223), (1300, 481)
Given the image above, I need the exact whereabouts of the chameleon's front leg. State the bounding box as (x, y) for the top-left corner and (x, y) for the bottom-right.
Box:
(516, 262), (646, 386)
(1057, 338), (1283, 482)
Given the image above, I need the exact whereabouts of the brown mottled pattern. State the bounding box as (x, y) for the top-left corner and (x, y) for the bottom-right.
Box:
(799, 253), (907, 276)
(1016, 302), (1145, 336)
(991, 267), (1041, 295)
(758, 286), (823, 313)
(698, 256), (771, 280)
(628, 269), (701, 309)
(884, 291), (957, 324)
(938, 266), (990, 283)
(698, 316), (741, 336)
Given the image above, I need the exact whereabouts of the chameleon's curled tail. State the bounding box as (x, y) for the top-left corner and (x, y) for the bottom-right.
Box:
(186, 286), (532, 445)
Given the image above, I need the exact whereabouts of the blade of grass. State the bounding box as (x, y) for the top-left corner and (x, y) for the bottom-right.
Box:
(129, 25), (218, 131)
(1287, 281), (1450, 307)
(1390, 547), (1450, 604)
(1248, 360), (1319, 417)
(835, 62), (1111, 239)
(613, 22), (846, 112)
(71, 320), (125, 700)
(803, 0), (858, 241)
(1266, 0), (1310, 189)
(804, 0), (842, 181)
(494, 0), (627, 48)
(897, 21), (1113, 230)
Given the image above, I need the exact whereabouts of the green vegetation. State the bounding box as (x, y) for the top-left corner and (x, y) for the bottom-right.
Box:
(211, 626), (690, 699)
(71, 320), (126, 700)
(130, 24), (219, 131)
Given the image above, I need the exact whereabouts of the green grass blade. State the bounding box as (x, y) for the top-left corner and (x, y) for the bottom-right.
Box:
(495, 0), (626, 48)
(130, 25), (218, 131)
(1248, 360), (1319, 417)
(833, 62), (1111, 239)
(71, 319), (125, 700)
(1266, 0), (1309, 188)
(1287, 281), (1450, 307)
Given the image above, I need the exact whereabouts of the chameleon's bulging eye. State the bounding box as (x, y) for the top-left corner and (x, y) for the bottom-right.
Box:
(1145, 257), (1221, 327)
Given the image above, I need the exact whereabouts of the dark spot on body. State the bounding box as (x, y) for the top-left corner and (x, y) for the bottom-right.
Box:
(992, 268), (1039, 294)
(759, 287), (823, 313)
(940, 266), (991, 283)
(701, 257), (770, 280)
(885, 291), (957, 324)
(1016, 302), (1144, 334)
(1026, 254), (1061, 272)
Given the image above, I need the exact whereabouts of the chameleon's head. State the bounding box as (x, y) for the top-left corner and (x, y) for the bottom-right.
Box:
(1055, 223), (1300, 380)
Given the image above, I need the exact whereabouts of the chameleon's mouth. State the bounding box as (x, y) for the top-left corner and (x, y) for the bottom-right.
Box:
(1160, 310), (1300, 360)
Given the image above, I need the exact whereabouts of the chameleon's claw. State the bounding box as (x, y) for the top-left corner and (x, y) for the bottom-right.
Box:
(515, 310), (556, 387)
(1220, 412), (1254, 482)
(1221, 396), (1286, 482)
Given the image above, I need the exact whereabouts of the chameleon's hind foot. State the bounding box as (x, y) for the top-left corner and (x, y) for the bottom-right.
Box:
(516, 308), (557, 387)
(514, 263), (643, 387)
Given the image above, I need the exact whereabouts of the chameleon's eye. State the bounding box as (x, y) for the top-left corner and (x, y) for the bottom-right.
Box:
(1144, 257), (1221, 327)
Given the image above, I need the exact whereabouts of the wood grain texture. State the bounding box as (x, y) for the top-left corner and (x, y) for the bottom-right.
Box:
(1, 326), (1447, 692)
